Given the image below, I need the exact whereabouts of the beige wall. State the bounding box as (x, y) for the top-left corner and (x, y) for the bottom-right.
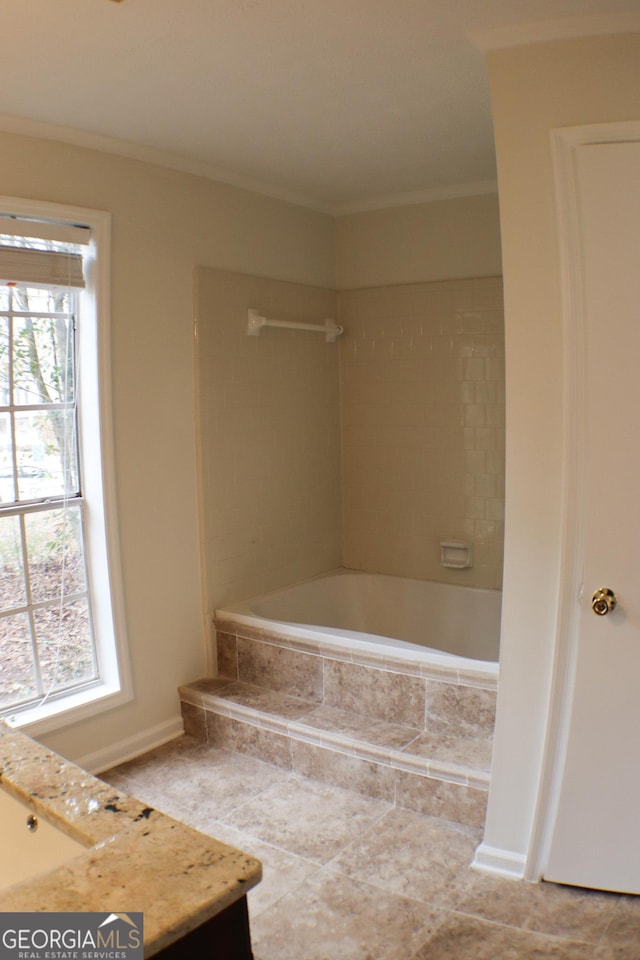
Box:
(0, 131), (334, 765)
(483, 32), (640, 870)
(339, 277), (504, 590)
(335, 192), (502, 290)
(3, 127), (504, 767)
(195, 268), (341, 615)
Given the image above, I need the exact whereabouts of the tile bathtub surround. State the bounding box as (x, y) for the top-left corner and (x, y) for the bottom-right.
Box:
(195, 268), (342, 613)
(194, 691), (488, 824)
(217, 622), (497, 712)
(197, 269), (505, 634)
(217, 631), (239, 678)
(323, 656), (427, 728)
(393, 770), (488, 828)
(216, 618), (499, 688)
(237, 635), (324, 701)
(291, 738), (397, 803)
(183, 625), (496, 827)
(207, 713), (294, 770)
(425, 680), (497, 735)
(102, 736), (638, 960)
(339, 276), (505, 590)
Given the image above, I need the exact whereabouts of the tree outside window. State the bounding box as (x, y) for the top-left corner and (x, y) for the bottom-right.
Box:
(0, 238), (97, 713)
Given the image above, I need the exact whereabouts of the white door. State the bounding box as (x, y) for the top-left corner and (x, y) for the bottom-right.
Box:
(544, 133), (640, 893)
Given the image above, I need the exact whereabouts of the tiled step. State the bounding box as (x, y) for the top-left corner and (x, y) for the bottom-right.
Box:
(179, 678), (492, 829)
(214, 621), (497, 729)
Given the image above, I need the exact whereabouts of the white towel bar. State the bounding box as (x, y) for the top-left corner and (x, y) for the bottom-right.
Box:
(247, 308), (343, 343)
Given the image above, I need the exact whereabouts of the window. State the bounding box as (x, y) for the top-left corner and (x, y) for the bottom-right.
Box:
(0, 199), (131, 732)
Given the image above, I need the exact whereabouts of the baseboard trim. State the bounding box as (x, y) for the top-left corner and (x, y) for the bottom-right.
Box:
(471, 842), (527, 881)
(76, 715), (185, 774)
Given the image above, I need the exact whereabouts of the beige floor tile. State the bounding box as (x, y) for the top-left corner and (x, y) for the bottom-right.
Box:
(100, 734), (203, 782)
(102, 736), (289, 817)
(593, 948), (635, 960)
(458, 874), (618, 942)
(102, 737), (633, 960)
(194, 817), (320, 918)
(329, 806), (481, 908)
(221, 772), (391, 863)
(101, 770), (218, 827)
(251, 867), (446, 960)
(413, 913), (597, 959)
(98, 769), (133, 794)
(100, 737), (211, 816)
(99, 767), (186, 820)
(120, 782), (198, 824)
(595, 893), (640, 958)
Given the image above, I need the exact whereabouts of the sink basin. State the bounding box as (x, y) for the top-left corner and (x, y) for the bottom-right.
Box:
(0, 788), (86, 890)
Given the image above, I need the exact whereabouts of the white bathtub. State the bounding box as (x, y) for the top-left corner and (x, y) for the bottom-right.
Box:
(217, 570), (501, 677)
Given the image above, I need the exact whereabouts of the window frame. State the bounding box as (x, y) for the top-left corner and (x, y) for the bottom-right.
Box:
(0, 197), (132, 734)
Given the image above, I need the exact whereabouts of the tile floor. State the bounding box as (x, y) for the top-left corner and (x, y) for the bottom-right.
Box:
(101, 736), (638, 959)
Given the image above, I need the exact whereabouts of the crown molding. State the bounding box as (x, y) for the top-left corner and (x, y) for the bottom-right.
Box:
(0, 113), (498, 216)
(0, 113), (330, 213)
(470, 11), (640, 51)
(333, 180), (499, 216)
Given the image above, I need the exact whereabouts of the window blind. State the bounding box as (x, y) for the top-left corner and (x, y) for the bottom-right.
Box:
(0, 217), (90, 246)
(0, 244), (85, 289)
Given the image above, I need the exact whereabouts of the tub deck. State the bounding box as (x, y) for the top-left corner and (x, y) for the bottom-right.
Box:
(179, 613), (498, 829)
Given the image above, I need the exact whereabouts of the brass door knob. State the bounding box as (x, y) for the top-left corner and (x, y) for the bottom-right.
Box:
(591, 587), (617, 616)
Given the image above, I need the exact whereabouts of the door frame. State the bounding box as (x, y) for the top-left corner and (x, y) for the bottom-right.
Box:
(526, 120), (640, 882)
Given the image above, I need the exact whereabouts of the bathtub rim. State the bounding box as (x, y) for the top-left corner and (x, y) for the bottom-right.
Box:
(215, 569), (500, 687)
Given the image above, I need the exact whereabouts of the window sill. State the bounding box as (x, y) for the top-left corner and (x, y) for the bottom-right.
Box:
(3, 680), (133, 738)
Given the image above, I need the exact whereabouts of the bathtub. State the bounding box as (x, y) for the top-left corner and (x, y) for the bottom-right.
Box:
(217, 569), (501, 679)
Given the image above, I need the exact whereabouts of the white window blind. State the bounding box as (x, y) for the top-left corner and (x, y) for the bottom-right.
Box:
(0, 245), (85, 289)
(0, 217), (90, 246)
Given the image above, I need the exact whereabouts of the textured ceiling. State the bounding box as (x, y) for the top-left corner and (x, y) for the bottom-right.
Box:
(0, 0), (639, 211)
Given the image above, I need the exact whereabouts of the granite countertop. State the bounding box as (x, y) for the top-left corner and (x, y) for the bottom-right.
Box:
(0, 725), (262, 956)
